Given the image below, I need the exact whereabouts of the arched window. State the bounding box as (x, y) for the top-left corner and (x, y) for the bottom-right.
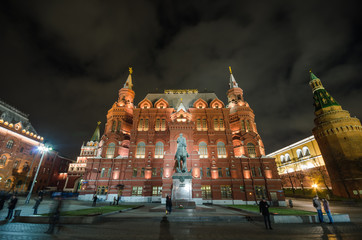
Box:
(111, 120), (116, 131)
(302, 147), (310, 156)
(217, 142), (226, 158)
(214, 119), (219, 130)
(155, 118), (160, 131)
(155, 142), (164, 158)
(199, 142), (208, 158)
(106, 143), (116, 158)
(0, 155), (6, 165)
(247, 143), (256, 158)
(6, 140), (14, 149)
(285, 154), (291, 162)
(280, 155), (285, 163)
(296, 149), (303, 158)
(136, 142), (146, 158)
(246, 120), (252, 131)
(196, 119), (201, 131)
(219, 119), (224, 130)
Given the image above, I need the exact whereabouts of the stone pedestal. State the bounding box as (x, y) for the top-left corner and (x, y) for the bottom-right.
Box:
(172, 172), (195, 208)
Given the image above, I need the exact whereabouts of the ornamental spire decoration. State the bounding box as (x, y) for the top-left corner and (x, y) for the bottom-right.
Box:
(229, 66), (239, 88)
(123, 67), (133, 90)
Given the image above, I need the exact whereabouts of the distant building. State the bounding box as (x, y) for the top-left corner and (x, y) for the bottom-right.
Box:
(309, 72), (362, 198)
(0, 99), (73, 193)
(267, 136), (331, 191)
(75, 68), (285, 205)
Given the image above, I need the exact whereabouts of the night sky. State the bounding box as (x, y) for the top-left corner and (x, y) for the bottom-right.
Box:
(1, 1), (361, 159)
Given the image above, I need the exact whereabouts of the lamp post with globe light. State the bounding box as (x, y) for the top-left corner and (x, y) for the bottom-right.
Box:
(25, 145), (52, 204)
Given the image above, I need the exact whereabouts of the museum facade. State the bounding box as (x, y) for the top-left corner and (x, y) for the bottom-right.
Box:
(74, 68), (285, 205)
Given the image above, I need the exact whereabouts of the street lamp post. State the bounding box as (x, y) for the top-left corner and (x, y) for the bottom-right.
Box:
(25, 145), (52, 204)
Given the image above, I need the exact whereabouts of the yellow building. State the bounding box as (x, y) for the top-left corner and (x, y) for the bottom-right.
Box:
(309, 72), (362, 199)
(267, 136), (331, 191)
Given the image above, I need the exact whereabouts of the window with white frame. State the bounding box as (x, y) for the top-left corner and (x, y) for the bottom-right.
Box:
(217, 142), (226, 158)
(199, 142), (208, 158)
(302, 147), (310, 156)
(106, 143), (116, 158)
(136, 142), (146, 158)
(155, 142), (164, 158)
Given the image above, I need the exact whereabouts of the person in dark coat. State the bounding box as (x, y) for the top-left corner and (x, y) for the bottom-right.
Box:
(45, 197), (62, 234)
(5, 195), (18, 220)
(92, 194), (98, 207)
(165, 195), (172, 215)
(322, 198), (333, 224)
(259, 198), (272, 230)
(33, 196), (43, 215)
(0, 196), (5, 211)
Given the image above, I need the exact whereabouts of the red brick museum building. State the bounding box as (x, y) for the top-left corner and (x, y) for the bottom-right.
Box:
(74, 68), (285, 205)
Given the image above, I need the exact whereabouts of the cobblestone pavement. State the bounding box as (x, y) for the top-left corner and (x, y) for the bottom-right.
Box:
(0, 221), (361, 240)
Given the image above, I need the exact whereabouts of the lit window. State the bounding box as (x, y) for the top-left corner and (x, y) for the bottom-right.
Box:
(152, 186), (162, 196)
(199, 142), (208, 158)
(247, 143), (256, 158)
(161, 119), (166, 131)
(285, 154), (291, 162)
(246, 120), (252, 131)
(132, 186), (143, 196)
(100, 168), (105, 177)
(111, 120), (116, 132)
(197, 119), (201, 131)
(155, 118), (160, 131)
(296, 149), (303, 158)
(106, 143), (116, 158)
(202, 119), (207, 131)
(303, 147), (310, 156)
(241, 120), (245, 131)
(220, 185), (232, 199)
(0, 155), (6, 165)
(107, 168), (112, 177)
(214, 119), (219, 130)
(217, 142), (226, 158)
(136, 142), (146, 158)
(155, 142), (164, 158)
(219, 119), (224, 130)
(201, 185), (212, 199)
(6, 140), (14, 149)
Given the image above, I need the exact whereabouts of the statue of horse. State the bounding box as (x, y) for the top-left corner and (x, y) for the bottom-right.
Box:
(175, 133), (189, 173)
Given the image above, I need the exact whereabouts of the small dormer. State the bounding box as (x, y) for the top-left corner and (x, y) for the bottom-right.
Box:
(138, 98), (153, 109)
(210, 98), (225, 109)
(154, 98), (169, 109)
(193, 98), (208, 109)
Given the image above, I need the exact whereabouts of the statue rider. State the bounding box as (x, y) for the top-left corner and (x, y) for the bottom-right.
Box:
(175, 133), (189, 172)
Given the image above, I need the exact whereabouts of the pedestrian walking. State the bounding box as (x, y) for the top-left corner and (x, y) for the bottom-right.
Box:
(322, 198), (333, 224)
(289, 199), (293, 208)
(116, 195), (120, 205)
(259, 198), (272, 230)
(166, 195), (172, 215)
(113, 197), (116, 205)
(313, 196), (324, 223)
(92, 194), (98, 207)
(33, 196), (43, 215)
(5, 195), (18, 220)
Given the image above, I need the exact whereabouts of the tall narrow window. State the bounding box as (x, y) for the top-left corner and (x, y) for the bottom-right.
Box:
(106, 143), (116, 158)
(200, 167), (203, 178)
(251, 167), (256, 177)
(152, 168), (157, 176)
(206, 168), (211, 177)
(111, 120), (116, 131)
(219, 119), (224, 130)
(136, 142), (146, 158)
(138, 119), (143, 131)
(214, 119), (219, 130)
(155, 118), (160, 131)
(226, 168), (231, 177)
(0, 155), (6, 165)
(100, 168), (105, 177)
(303, 147), (310, 156)
(141, 168), (145, 177)
(258, 167), (263, 177)
(296, 149), (303, 158)
(202, 119), (207, 131)
(133, 168), (138, 177)
(117, 121), (122, 131)
(241, 120), (245, 131)
(160, 167), (163, 177)
(217, 142), (226, 158)
(199, 142), (208, 158)
(161, 119), (166, 131)
(6, 140), (14, 149)
(155, 142), (164, 158)
(197, 119), (201, 131)
(246, 120), (251, 131)
(144, 119), (149, 131)
(107, 168), (112, 177)
(247, 143), (256, 158)
(218, 168), (223, 177)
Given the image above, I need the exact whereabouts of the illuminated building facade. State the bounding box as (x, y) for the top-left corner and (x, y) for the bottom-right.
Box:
(267, 136), (331, 191)
(0, 100), (73, 193)
(78, 68), (285, 205)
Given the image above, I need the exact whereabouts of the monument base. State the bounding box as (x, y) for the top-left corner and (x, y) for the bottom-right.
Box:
(172, 172), (195, 208)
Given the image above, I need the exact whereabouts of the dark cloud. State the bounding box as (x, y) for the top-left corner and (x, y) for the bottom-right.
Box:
(0, 0), (361, 158)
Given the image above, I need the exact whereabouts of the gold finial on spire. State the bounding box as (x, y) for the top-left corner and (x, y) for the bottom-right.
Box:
(97, 121), (101, 125)
(229, 66), (232, 74)
(309, 69), (312, 73)
(129, 67), (133, 75)
(180, 98), (183, 102)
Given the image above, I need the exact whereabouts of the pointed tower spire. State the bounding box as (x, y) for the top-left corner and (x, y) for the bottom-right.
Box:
(90, 121), (101, 142)
(123, 67), (133, 90)
(229, 66), (239, 88)
(308, 71), (339, 113)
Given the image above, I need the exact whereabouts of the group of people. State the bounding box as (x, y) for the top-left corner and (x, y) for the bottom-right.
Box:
(313, 196), (333, 224)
